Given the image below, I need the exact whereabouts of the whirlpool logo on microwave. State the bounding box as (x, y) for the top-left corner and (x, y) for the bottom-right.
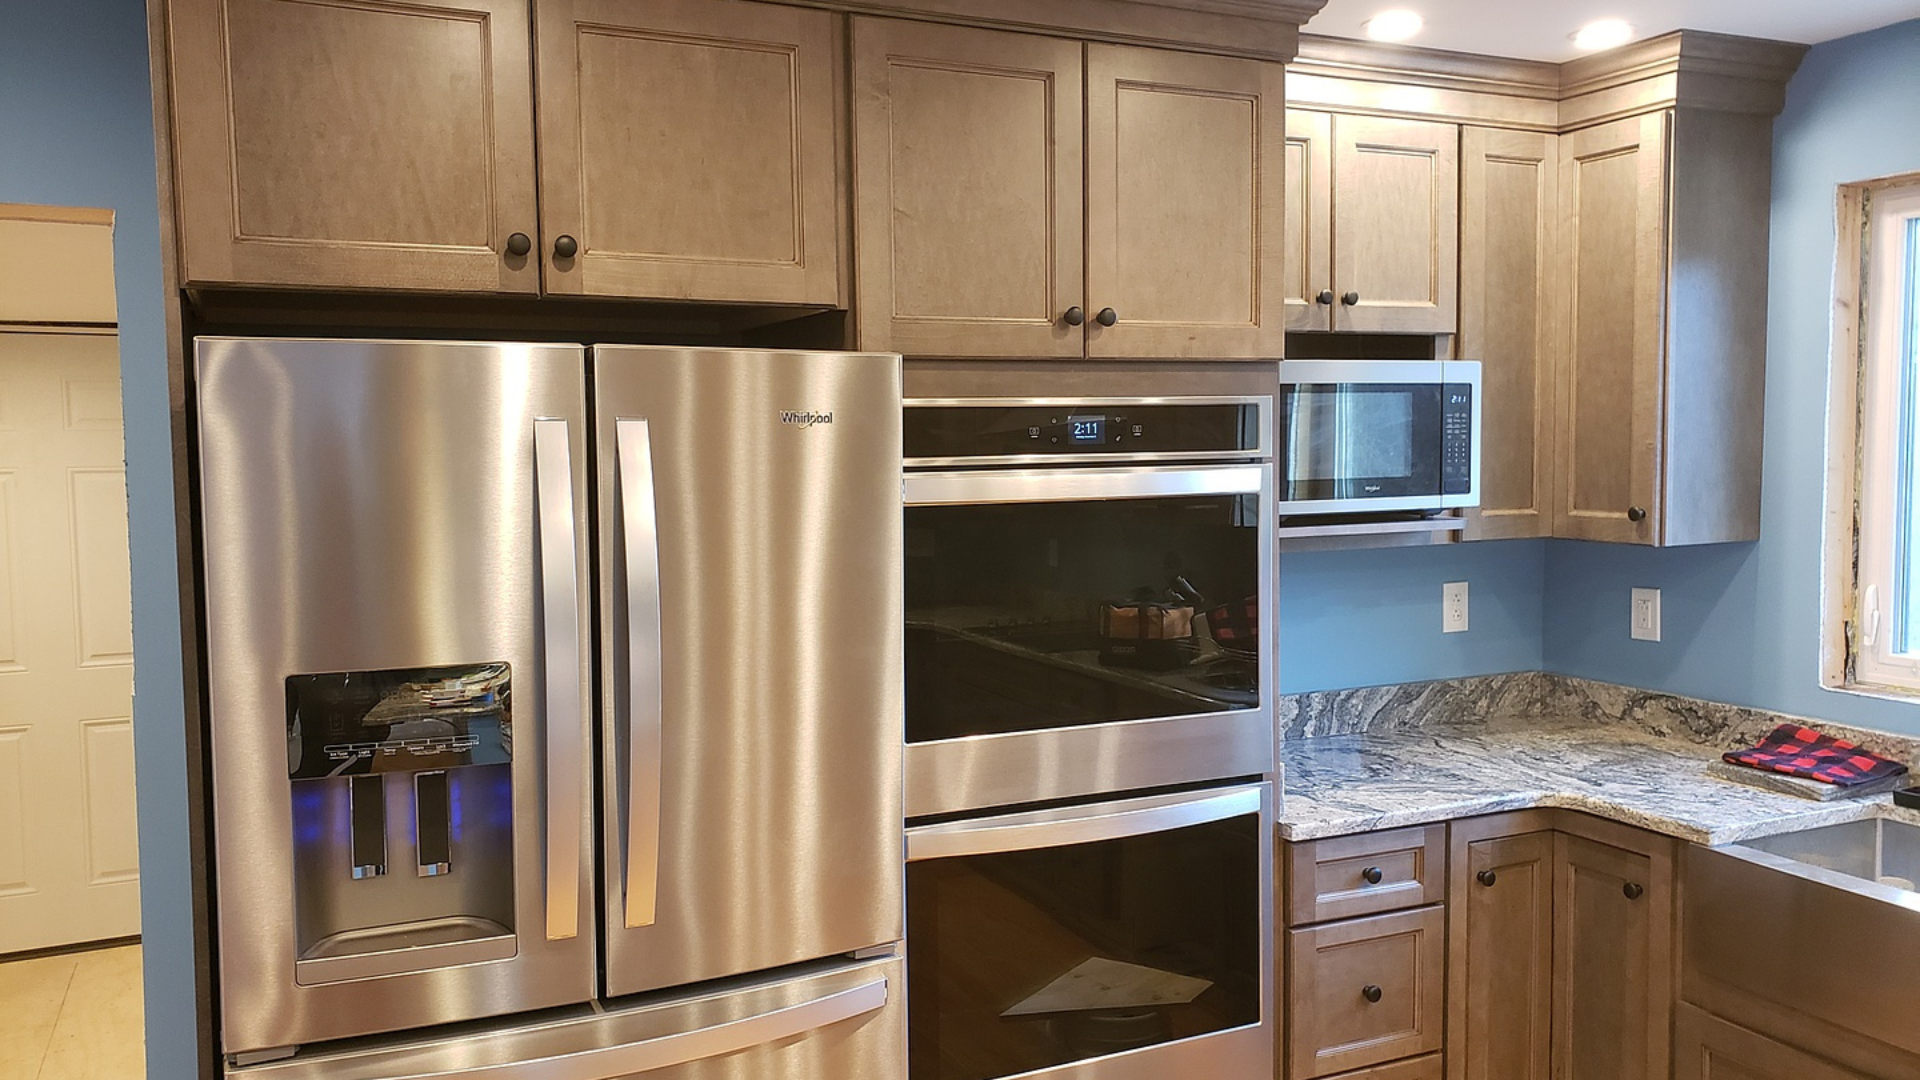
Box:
(780, 411), (835, 428)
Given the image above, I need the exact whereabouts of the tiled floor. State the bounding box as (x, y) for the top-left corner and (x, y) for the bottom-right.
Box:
(0, 945), (144, 1080)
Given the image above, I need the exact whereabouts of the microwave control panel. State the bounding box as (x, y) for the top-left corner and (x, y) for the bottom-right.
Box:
(1442, 384), (1474, 495)
(904, 402), (1263, 461)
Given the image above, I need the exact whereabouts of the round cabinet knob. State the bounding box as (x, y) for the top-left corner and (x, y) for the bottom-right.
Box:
(1095, 307), (1119, 327)
(1627, 506), (1648, 523)
(1362, 866), (1384, 885)
(1624, 882), (1645, 901)
(1317, 290), (1335, 306)
(1063, 306), (1087, 327)
(1362, 985), (1384, 1004)
(1477, 869), (1498, 888)
(505, 232), (533, 258)
(1341, 291), (1361, 306)
(554, 234), (580, 259)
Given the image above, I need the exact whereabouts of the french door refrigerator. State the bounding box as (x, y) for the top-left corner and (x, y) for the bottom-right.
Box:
(195, 338), (904, 1077)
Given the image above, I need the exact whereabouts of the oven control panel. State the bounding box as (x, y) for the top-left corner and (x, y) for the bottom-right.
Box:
(905, 401), (1264, 461)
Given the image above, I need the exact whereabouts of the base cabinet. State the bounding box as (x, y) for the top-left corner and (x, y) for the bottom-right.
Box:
(1674, 1005), (1876, 1080)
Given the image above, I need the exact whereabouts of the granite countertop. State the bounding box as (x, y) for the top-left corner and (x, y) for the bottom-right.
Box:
(1279, 719), (1918, 846)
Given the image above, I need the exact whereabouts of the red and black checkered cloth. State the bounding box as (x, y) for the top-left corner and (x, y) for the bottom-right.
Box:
(1723, 724), (1911, 787)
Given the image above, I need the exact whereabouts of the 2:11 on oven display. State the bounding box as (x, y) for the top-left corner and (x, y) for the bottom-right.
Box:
(1068, 416), (1105, 443)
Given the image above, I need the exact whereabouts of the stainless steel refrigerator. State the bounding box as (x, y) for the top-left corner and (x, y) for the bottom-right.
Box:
(195, 338), (904, 1077)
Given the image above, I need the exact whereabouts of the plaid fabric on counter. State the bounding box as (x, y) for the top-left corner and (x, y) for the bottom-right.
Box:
(1723, 724), (1912, 787)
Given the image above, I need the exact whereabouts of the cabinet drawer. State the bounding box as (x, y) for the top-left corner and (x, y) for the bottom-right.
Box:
(1286, 825), (1446, 926)
(1287, 906), (1446, 1079)
(1323, 1055), (1444, 1080)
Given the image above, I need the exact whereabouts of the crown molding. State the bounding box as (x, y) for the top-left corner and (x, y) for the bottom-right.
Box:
(787, 0), (1332, 59)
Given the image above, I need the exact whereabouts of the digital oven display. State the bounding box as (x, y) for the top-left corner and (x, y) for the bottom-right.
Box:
(1068, 416), (1105, 443)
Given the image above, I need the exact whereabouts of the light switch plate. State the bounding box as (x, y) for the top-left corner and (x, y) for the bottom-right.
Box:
(1444, 581), (1469, 634)
(1631, 587), (1662, 642)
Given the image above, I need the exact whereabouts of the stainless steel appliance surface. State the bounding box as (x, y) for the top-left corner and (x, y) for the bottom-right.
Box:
(1276, 360), (1481, 517)
(905, 782), (1274, 1080)
(197, 338), (903, 1062)
(902, 398), (1275, 819)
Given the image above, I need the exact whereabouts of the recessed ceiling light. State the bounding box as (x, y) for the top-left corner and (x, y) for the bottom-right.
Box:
(1363, 9), (1425, 43)
(1571, 18), (1635, 52)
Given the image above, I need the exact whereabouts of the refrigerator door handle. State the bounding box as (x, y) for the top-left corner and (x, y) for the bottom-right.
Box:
(616, 418), (664, 929)
(535, 418), (584, 941)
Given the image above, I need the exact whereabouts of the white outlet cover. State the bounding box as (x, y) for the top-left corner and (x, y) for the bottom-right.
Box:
(1631, 588), (1662, 642)
(1444, 581), (1469, 634)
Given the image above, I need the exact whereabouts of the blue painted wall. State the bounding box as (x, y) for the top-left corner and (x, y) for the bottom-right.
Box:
(1544, 19), (1920, 737)
(0, 2), (200, 1077)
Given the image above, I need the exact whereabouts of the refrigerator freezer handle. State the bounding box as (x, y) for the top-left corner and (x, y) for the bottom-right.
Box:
(615, 419), (665, 929)
(534, 418), (585, 941)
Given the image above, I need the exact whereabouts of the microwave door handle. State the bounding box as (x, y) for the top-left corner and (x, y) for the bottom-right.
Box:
(905, 785), (1263, 862)
(534, 419), (585, 941)
(616, 419), (664, 929)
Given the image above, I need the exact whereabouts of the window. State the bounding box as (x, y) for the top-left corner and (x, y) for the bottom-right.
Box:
(1833, 178), (1920, 693)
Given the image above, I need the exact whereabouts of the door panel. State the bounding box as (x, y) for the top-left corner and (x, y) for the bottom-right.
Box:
(1673, 1005), (1878, 1080)
(0, 331), (137, 955)
(1085, 46), (1287, 358)
(594, 347), (903, 999)
(537, 0), (841, 304)
(1331, 116), (1459, 334)
(1285, 110), (1334, 333)
(1448, 826), (1552, 1080)
(851, 18), (1084, 357)
(1461, 128), (1558, 541)
(167, 0), (540, 292)
(1552, 832), (1667, 1080)
(1556, 113), (1668, 544)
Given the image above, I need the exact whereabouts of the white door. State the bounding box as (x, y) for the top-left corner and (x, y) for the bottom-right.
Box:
(0, 329), (139, 954)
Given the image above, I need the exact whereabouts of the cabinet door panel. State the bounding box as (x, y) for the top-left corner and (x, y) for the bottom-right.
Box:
(167, 0), (539, 293)
(1448, 826), (1553, 1080)
(1284, 110), (1335, 333)
(1674, 1005), (1879, 1080)
(851, 19), (1083, 357)
(537, 0), (841, 304)
(1556, 113), (1669, 543)
(1085, 47), (1287, 358)
(1330, 116), (1459, 333)
(1462, 128), (1559, 541)
(1553, 832), (1670, 1080)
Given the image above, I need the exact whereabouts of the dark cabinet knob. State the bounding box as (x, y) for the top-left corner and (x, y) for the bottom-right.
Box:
(1627, 506), (1648, 523)
(1063, 306), (1086, 327)
(1624, 882), (1645, 901)
(1095, 307), (1119, 327)
(1477, 869), (1497, 887)
(1362, 866), (1384, 885)
(1362, 985), (1383, 1004)
(505, 232), (532, 257)
(1341, 291), (1361, 306)
(1317, 290), (1335, 306)
(554, 234), (580, 259)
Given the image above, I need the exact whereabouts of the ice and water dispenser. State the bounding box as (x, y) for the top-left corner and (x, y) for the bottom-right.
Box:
(285, 662), (520, 984)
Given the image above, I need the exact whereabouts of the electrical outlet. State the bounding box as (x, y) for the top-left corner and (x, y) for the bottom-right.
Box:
(1631, 588), (1662, 642)
(1444, 581), (1469, 634)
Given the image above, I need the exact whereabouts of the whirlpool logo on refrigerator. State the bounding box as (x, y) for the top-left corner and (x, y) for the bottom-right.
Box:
(780, 411), (835, 428)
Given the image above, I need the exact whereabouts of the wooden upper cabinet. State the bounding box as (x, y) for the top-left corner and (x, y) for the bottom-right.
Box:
(1330, 116), (1459, 334)
(1555, 113), (1669, 544)
(1448, 820), (1554, 1080)
(536, 0), (842, 305)
(1461, 128), (1559, 541)
(1084, 46), (1287, 358)
(166, 0), (540, 293)
(1552, 830), (1673, 1080)
(851, 18), (1084, 358)
(1283, 110), (1334, 332)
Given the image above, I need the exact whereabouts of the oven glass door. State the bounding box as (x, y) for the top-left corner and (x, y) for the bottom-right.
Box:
(904, 467), (1267, 746)
(1279, 382), (1444, 503)
(906, 786), (1268, 1080)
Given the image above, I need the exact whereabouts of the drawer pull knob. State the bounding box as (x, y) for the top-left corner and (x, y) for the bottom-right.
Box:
(1316, 289), (1334, 306)
(554, 234), (580, 259)
(505, 232), (532, 257)
(1341, 291), (1361, 306)
(1624, 882), (1645, 901)
(1095, 307), (1119, 327)
(1362, 984), (1383, 1004)
(1063, 306), (1086, 326)
(1362, 866), (1384, 885)
(1477, 869), (1497, 887)
(1628, 506), (1648, 523)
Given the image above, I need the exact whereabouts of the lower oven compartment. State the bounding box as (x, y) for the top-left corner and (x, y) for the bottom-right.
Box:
(905, 783), (1274, 1080)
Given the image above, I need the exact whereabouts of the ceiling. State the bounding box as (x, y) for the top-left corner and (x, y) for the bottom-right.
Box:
(1305, 0), (1920, 62)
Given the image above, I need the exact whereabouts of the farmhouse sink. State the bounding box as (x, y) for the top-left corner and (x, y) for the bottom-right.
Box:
(1684, 814), (1920, 1062)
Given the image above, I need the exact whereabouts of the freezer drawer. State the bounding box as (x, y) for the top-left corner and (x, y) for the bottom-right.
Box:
(226, 955), (905, 1080)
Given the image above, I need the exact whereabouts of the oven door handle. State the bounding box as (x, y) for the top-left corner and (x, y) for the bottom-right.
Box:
(534, 418), (584, 941)
(906, 784), (1265, 861)
(904, 465), (1264, 507)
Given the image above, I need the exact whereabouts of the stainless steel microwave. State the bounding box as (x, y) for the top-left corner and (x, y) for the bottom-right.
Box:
(1277, 360), (1481, 516)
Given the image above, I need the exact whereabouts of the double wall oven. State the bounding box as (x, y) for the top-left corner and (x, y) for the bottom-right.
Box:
(901, 397), (1277, 1080)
